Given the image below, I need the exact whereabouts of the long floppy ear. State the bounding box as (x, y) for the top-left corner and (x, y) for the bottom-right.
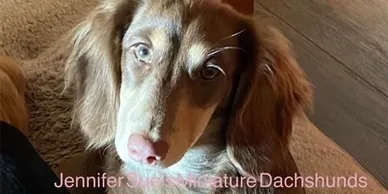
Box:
(226, 18), (313, 178)
(64, 0), (140, 148)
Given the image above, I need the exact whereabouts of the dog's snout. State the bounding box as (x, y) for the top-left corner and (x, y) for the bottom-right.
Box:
(127, 134), (169, 165)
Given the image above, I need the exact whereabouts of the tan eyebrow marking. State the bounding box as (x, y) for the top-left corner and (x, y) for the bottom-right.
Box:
(187, 43), (208, 70)
(149, 28), (169, 50)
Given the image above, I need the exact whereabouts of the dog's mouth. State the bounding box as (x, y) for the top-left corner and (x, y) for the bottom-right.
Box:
(118, 133), (202, 171)
(117, 119), (225, 172)
(114, 125), (194, 170)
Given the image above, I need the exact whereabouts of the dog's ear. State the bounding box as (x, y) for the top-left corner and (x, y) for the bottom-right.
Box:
(226, 19), (313, 178)
(64, 0), (139, 148)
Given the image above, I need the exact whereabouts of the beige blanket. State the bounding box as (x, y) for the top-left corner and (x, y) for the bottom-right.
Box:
(0, 0), (386, 193)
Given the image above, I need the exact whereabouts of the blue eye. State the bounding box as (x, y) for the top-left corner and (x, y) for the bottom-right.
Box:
(133, 44), (152, 63)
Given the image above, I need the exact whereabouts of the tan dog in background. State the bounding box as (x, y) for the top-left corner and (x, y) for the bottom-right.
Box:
(0, 56), (28, 135)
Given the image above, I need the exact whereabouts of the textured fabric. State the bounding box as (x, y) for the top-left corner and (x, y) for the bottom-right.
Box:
(0, 0), (386, 193)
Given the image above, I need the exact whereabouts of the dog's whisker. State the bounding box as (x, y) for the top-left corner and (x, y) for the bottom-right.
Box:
(207, 46), (246, 57)
(213, 29), (246, 46)
(262, 63), (274, 77)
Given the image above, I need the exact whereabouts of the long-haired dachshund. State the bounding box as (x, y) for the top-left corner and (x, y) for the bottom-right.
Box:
(65, 0), (313, 193)
(0, 56), (28, 135)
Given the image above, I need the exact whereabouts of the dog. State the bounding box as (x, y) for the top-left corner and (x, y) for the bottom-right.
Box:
(0, 56), (28, 135)
(64, 0), (313, 193)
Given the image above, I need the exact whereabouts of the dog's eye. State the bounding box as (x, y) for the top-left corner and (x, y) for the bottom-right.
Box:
(133, 44), (152, 63)
(200, 61), (224, 80)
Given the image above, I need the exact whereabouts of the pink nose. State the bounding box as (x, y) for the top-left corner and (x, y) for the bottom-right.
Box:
(127, 134), (169, 165)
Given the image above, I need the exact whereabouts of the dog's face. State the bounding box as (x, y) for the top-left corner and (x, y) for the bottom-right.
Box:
(116, 0), (242, 168)
(66, 0), (312, 175)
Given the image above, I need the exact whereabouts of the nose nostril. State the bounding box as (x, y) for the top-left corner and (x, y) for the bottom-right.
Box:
(127, 134), (169, 165)
(146, 156), (157, 165)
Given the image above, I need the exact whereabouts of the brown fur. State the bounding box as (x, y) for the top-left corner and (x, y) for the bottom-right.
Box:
(0, 56), (28, 135)
(65, 0), (313, 193)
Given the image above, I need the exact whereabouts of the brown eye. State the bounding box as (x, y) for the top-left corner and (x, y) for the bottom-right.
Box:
(200, 61), (223, 80)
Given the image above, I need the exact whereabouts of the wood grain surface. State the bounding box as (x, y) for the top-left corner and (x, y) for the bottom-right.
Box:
(254, 0), (388, 188)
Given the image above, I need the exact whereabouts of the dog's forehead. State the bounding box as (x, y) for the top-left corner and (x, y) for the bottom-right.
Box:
(136, 0), (239, 39)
